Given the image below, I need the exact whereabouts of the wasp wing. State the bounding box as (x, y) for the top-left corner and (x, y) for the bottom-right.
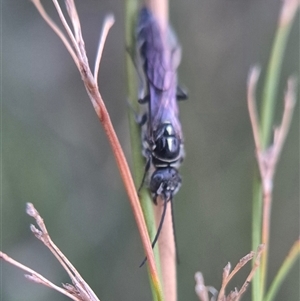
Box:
(137, 7), (174, 91)
(137, 8), (183, 137)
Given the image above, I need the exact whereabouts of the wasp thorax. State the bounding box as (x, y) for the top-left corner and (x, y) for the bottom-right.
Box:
(153, 123), (181, 160)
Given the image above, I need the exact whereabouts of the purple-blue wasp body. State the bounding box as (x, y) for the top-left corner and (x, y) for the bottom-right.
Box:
(136, 7), (186, 265)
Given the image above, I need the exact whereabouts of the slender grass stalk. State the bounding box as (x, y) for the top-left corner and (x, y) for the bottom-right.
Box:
(251, 2), (299, 301)
(264, 239), (300, 301)
(259, 2), (299, 299)
(251, 177), (262, 298)
(260, 0), (299, 147)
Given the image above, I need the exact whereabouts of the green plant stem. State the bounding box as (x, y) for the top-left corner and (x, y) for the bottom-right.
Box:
(252, 176), (263, 299)
(125, 1), (163, 300)
(264, 239), (300, 301)
(260, 2), (298, 147)
(252, 2), (299, 301)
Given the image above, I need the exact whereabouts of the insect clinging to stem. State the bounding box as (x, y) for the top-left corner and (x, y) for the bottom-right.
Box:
(134, 7), (187, 266)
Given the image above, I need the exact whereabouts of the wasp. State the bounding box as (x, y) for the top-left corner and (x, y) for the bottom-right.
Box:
(135, 7), (187, 265)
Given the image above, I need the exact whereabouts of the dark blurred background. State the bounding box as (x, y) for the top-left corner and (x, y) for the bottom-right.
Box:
(2, 1), (299, 300)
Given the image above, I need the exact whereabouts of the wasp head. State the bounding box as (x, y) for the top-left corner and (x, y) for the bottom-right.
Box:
(150, 167), (181, 204)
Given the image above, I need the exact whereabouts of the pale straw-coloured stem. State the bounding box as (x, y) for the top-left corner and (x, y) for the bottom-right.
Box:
(65, 0), (83, 43)
(0, 251), (81, 301)
(217, 245), (264, 301)
(52, 0), (82, 59)
(26, 203), (100, 301)
(94, 15), (115, 82)
(247, 66), (262, 151)
(31, 0), (79, 67)
(236, 245), (264, 300)
(217, 252), (255, 300)
(194, 272), (209, 301)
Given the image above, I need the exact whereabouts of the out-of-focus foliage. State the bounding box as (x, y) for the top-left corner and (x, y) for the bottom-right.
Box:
(2, 1), (299, 301)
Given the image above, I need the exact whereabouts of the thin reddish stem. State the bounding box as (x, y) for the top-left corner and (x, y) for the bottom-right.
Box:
(85, 78), (161, 290)
(31, 0), (162, 294)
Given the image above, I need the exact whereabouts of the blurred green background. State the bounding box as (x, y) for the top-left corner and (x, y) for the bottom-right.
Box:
(2, 1), (299, 300)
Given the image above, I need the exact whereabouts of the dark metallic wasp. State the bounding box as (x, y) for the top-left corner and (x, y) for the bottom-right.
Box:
(135, 7), (187, 265)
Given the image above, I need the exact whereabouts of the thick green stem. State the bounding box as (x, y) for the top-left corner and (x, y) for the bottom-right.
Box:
(125, 1), (163, 300)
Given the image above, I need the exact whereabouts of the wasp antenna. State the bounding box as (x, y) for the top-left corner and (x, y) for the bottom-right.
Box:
(139, 197), (168, 267)
(139, 255), (148, 268)
(151, 197), (168, 249)
(170, 197), (180, 264)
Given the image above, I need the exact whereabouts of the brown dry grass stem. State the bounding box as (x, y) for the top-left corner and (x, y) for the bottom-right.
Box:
(0, 252), (81, 301)
(30, 0), (162, 295)
(217, 245), (264, 301)
(195, 272), (218, 301)
(195, 246), (264, 301)
(1, 203), (100, 301)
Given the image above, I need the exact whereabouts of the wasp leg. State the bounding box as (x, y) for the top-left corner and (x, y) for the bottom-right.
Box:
(137, 113), (147, 126)
(127, 99), (148, 126)
(137, 152), (151, 194)
(126, 45), (149, 104)
(138, 94), (150, 104)
(152, 193), (158, 205)
(176, 85), (188, 101)
(139, 196), (168, 267)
